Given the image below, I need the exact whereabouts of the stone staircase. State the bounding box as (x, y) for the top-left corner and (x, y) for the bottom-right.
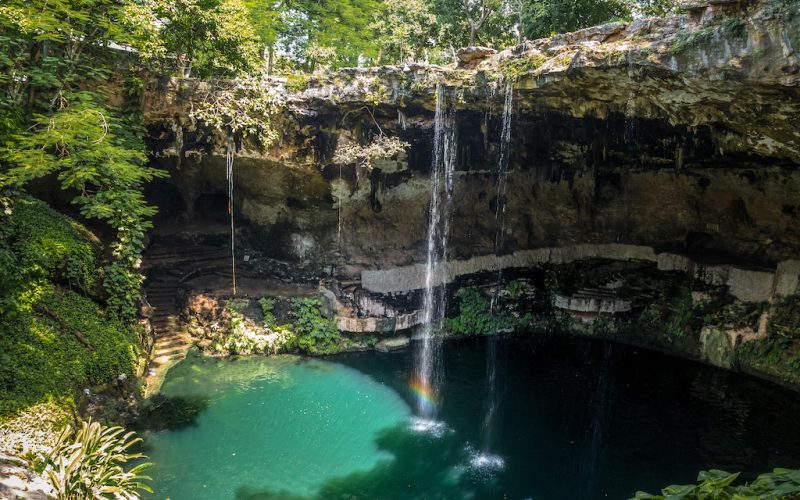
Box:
(142, 243), (233, 395)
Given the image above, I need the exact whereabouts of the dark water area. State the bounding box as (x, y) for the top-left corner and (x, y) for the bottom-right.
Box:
(144, 335), (800, 499)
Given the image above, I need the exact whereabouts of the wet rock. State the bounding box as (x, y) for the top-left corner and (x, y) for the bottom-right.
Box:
(700, 326), (736, 369)
(456, 46), (497, 68)
(375, 335), (410, 352)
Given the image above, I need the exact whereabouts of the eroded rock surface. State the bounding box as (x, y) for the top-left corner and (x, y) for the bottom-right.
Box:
(142, 0), (800, 284)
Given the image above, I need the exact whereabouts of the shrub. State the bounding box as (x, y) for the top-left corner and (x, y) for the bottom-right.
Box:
(289, 298), (341, 355)
(34, 419), (152, 499)
(259, 297), (277, 327)
(445, 287), (494, 336)
(445, 287), (520, 336)
(0, 202), (140, 420)
(0, 288), (141, 418)
(0, 197), (101, 312)
(632, 467), (800, 499)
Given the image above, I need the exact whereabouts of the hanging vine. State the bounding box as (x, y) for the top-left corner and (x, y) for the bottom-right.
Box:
(191, 73), (285, 295)
(191, 73), (285, 146)
(333, 106), (409, 169)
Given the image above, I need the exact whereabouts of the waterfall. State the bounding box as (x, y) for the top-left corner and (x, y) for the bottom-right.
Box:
(492, 81), (514, 278)
(226, 138), (237, 296)
(582, 342), (616, 498)
(476, 81), (513, 468)
(412, 82), (456, 423)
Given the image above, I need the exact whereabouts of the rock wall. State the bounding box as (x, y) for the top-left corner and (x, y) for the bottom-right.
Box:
(141, 0), (800, 292)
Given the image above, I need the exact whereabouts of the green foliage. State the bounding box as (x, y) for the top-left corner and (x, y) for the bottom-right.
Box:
(292, 0), (385, 69)
(259, 297), (276, 327)
(769, 295), (800, 339)
(431, 0), (509, 49)
(445, 287), (495, 335)
(0, 0), (127, 121)
(507, 279), (527, 299)
(221, 315), (258, 355)
(34, 419), (152, 499)
(243, 0), (284, 65)
(500, 56), (542, 80)
(632, 467), (800, 499)
(2, 94), (167, 320)
(289, 298), (341, 355)
(0, 197), (100, 312)
(632, 0), (681, 17)
(0, 288), (141, 419)
(333, 134), (410, 169)
(375, 0), (438, 64)
(665, 290), (692, 341)
(0, 0), (170, 322)
(0, 201), (140, 420)
(671, 19), (746, 54)
(445, 287), (519, 336)
(127, 0), (261, 78)
(521, 0), (631, 40)
(736, 334), (800, 385)
(284, 74), (310, 93)
(191, 73), (284, 146)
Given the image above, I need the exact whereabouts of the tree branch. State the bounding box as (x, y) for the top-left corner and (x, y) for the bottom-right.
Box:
(34, 304), (94, 351)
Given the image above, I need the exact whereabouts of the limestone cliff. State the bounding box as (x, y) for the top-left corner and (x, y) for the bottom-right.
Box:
(142, 0), (800, 282)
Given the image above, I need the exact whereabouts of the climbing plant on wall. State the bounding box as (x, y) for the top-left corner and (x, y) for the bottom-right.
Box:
(1, 94), (166, 320)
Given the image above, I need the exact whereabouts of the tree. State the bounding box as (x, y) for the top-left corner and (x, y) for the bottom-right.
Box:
(0, 0), (168, 320)
(629, 0), (681, 17)
(128, 0), (261, 78)
(521, 0), (631, 40)
(2, 93), (167, 319)
(430, 0), (512, 51)
(461, 0), (501, 47)
(374, 0), (438, 64)
(0, 0), (130, 136)
(244, 0), (285, 73)
(293, 0), (384, 69)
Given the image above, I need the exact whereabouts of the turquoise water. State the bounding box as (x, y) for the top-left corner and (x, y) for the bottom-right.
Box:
(143, 337), (800, 499)
(141, 355), (411, 499)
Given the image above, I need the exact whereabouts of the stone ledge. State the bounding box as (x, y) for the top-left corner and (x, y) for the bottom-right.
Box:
(362, 244), (798, 303)
(554, 294), (633, 313)
(336, 310), (424, 333)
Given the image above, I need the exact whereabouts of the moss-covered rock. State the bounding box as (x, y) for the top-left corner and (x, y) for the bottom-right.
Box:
(0, 197), (143, 430)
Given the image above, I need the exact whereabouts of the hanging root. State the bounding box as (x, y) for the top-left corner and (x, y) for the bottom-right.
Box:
(226, 138), (237, 296)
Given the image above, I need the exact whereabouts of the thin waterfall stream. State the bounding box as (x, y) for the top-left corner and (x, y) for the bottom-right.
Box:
(412, 82), (456, 428)
(476, 81), (514, 470)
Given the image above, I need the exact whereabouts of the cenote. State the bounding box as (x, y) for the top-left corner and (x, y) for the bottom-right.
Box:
(142, 335), (800, 499)
(5, 2), (800, 498)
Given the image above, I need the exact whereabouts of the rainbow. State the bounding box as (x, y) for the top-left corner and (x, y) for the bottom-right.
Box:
(409, 377), (437, 413)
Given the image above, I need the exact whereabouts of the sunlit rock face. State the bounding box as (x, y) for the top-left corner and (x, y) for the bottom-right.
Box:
(142, 0), (800, 275)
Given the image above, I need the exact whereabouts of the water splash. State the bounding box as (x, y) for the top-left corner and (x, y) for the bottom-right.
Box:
(465, 443), (506, 483)
(409, 416), (450, 438)
(413, 82), (456, 419)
